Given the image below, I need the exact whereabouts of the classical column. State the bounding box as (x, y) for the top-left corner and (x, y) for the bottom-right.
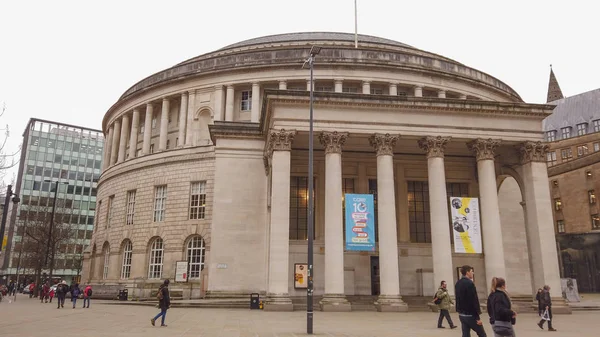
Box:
(467, 138), (506, 282)
(306, 79), (312, 91)
(418, 136), (455, 296)
(128, 108), (140, 159)
(225, 85), (234, 121)
(109, 119), (121, 165)
(437, 90), (446, 98)
(265, 129), (296, 311)
(414, 85), (423, 97)
(334, 78), (343, 93)
(278, 80), (287, 90)
(518, 142), (567, 312)
(362, 81), (371, 94)
(389, 83), (398, 96)
(102, 126), (114, 170)
(142, 103), (153, 155)
(251, 82), (260, 123)
(369, 133), (408, 312)
(213, 86), (224, 121)
(177, 92), (188, 147)
(117, 114), (129, 163)
(318, 131), (351, 312)
(159, 98), (169, 151)
(186, 90), (196, 146)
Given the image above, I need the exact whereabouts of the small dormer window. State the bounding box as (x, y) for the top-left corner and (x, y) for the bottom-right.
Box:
(593, 119), (600, 132)
(561, 127), (571, 139)
(546, 130), (557, 142)
(577, 123), (587, 136)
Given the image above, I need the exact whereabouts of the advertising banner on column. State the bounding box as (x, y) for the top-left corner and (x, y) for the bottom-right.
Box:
(449, 197), (482, 254)
(345, 193), (376, 251)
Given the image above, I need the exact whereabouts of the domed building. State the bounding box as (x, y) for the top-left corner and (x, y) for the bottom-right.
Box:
(83, 32), (567, 312)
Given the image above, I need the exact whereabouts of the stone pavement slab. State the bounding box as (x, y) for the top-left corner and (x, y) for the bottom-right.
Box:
(0, 294), (595, 337)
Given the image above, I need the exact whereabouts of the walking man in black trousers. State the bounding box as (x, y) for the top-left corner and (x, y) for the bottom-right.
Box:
(455, 265), (487, 337)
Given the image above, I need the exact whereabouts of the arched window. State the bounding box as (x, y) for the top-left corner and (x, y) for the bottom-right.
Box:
(102, 243), (110, 279)
(121, 240), (133, 279)
(148, 238), (164, 279)
(186, 236), (206, 279)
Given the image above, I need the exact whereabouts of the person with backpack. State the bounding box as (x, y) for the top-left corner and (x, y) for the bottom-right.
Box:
(434, 280), (457, 329)
(82, 285), (92, 308)
(70, 283), (81, 308)
(487, 277), (517, 337)
(150, 279), (171, 327)
(56, 280), (68, 308)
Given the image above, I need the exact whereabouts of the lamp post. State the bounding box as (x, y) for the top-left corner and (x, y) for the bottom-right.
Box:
(303, 45), (321, 335)
(44, 180), (67, 282)
(0, 185), (20, 255)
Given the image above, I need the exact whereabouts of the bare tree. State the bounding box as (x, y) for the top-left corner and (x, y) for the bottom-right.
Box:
(0, 103), (21, 181)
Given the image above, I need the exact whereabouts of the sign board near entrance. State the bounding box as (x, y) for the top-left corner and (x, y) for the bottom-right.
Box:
(345, 193), (376, 251)
(449, 197), (482, 253)
(175, 261), (188, 282)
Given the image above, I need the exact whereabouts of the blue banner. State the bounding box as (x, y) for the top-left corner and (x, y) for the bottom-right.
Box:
(345, 193), (376, 251)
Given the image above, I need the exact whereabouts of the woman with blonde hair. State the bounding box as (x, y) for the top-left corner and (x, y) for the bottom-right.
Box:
(487, 277), (517, 337)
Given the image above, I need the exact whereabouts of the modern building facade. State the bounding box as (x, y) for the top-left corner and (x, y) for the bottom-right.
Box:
(84, 32), (567, 312)
(0, 118), (104, 283)
(543, 76), (600, 293)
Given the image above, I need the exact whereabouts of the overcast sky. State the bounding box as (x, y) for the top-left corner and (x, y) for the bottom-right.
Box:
(1, 0), (598, 183)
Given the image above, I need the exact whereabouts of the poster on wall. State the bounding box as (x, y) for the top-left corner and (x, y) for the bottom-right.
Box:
(345, 193), (376, 251)
(175, 261), (188, 282)
(449, 197), (482, 254)
(294, 263), (308, 289)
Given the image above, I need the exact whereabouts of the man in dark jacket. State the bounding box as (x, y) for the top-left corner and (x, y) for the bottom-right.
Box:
(56, 280), (68, 309)
(455, 265), (486, 337)
(537, 285), (557, 331)
(151, 279), (171, 327)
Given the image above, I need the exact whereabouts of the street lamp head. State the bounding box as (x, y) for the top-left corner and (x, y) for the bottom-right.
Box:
(309, 46), (322, 56)
(11, 196), (20, 204)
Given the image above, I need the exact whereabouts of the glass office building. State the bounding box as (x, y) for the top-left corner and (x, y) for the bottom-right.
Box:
(1, 118), (103, 282)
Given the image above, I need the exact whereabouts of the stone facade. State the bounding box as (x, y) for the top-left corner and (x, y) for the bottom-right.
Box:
(84, 32), (568, 311)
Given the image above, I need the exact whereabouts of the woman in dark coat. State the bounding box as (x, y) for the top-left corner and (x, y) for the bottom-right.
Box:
(487, 277), (517, 337)
(151, 279), (171, 327)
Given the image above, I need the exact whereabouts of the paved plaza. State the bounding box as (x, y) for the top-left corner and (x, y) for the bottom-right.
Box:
(0, 295), (596, 337)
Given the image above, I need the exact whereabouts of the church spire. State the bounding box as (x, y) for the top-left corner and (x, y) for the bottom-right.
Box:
(546, 65), (564, 103)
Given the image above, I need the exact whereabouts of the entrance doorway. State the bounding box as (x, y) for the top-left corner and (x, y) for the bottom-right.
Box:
(370, 256), (380, 295)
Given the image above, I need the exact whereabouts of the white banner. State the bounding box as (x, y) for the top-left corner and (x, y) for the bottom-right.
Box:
(175, 261), (188, 282)
(449, 197), (482, 254)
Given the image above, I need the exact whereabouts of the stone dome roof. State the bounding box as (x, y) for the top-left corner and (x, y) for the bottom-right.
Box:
(218, 32), (412, 51)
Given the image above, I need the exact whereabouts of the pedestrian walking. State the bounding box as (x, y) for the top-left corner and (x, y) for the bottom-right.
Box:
(82, 285), (92, 308)
(28, 283), (35, 298)
(56, 280), (68, 309)
(537, 285), (557, 331)
(49, 287), (55, 303)
(150, 279), (171, 327)
(40, 282), (50, 303)
(535, 288), (544, 316)
(435, 280), (457, 329)
(70, 283), (81, 308)
(487, 277), (517, 337)
(455, 265), (487, 337)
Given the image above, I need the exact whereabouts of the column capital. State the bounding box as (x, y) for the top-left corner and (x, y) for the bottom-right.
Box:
(418, 136), (451, 159)
(268, 129), (296, 154)
(334, 78), (344, 84)
(180, 91), (189, 97)
(467, 138), (500, 161)
(518, 141), (549, 164)
(162, 97), (170, 102)
(369, 133), (399, 156)
(414, 85), (423, 89)
(319, 131), (348, 154)
(362, 80), (371, 84)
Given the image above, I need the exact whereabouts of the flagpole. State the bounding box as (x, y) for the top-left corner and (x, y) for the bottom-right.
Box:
(354, 0), (358, 48)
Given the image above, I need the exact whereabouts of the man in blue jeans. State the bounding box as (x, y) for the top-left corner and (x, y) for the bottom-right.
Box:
(455, 265), (487, 337)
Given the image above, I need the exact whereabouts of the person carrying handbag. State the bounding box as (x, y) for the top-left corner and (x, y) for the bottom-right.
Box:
(537, 285), (557, 331)
(487, 277), (517, 337)
(150, 279), (171, 327)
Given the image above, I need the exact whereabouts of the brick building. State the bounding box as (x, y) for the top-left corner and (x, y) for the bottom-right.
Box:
(544, 70), (600, 292)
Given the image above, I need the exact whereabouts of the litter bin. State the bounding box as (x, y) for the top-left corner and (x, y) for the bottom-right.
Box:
(119, 289), (128, 301)
(250, 293), (260, 309)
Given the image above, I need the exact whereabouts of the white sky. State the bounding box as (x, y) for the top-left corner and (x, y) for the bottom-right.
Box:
(1, 0), (598, 183)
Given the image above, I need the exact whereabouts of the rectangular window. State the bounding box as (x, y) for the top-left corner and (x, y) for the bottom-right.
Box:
(592, 214), (600, 230)
(150, 144), (154, 154)
(106, 195), (115, 228)
(554, 198), (562, 211)
(557, 220), (565, 234)
(577, 145), (589, 157)
(121, 241), (132, 279)
(560, 148), (573, 161)
(594, 142), (600, 152)
(546, 130), (556, 142)
(546, 151), (557, 167)
(342, 87), (358, 93)
(577, 123), (587, 136)
(593, 120), (600, 132)
(370, 88), (384, 95)
(153, 185), (167, 222)
(241, 90), (252, 111)
(589, 190), (597, 204)
(561, 127), (571, 139)
(315, 86), (333, 92)
(95, 201), (101, 232)
(175, 138), (179, 147)
(189, 181), (206, 220)
(166, 140), (170, 150)
(152, 116), (157, 129)
(126, 190), (136, 225)
(289, 177), (315, 240)
(139, 123), (144, 134)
